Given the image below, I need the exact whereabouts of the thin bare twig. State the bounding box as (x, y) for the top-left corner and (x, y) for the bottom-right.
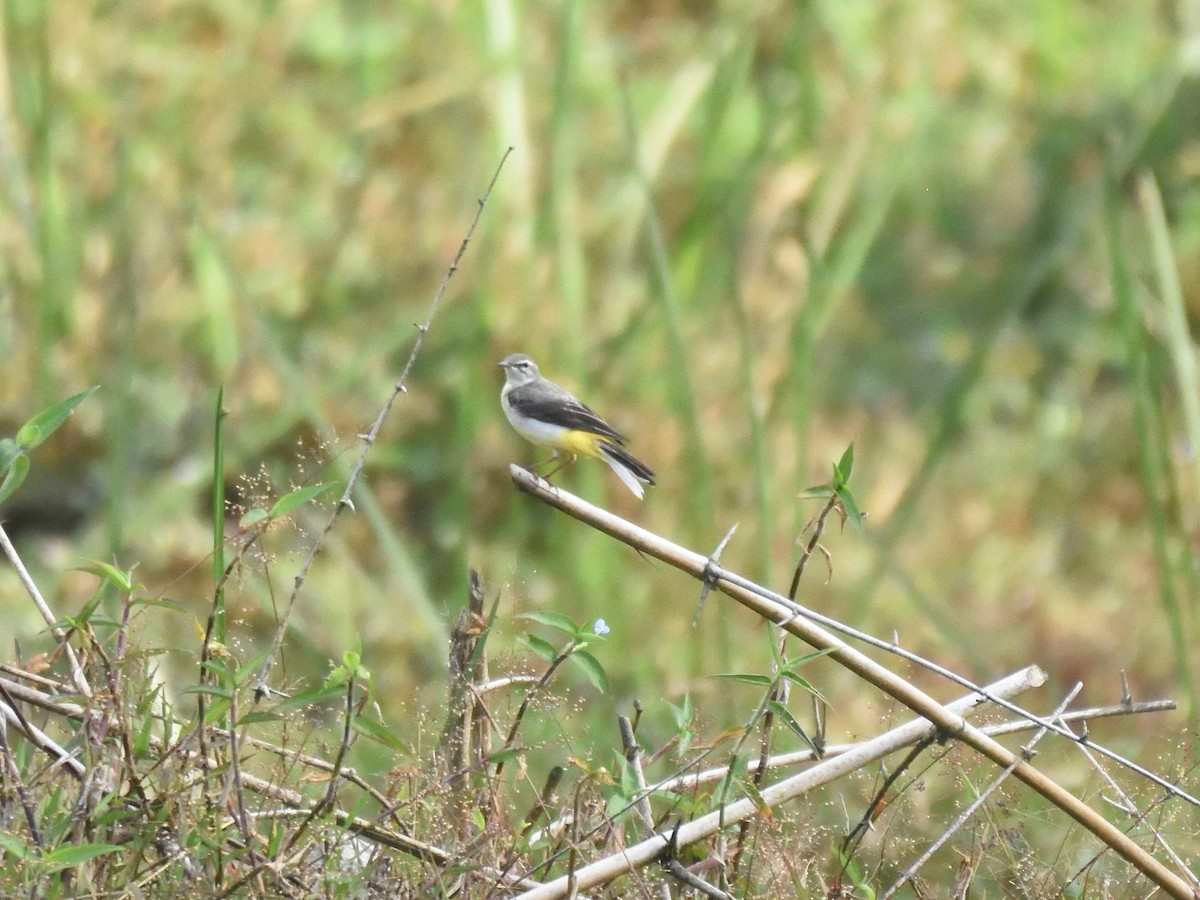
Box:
(226, 684), (254, 851)
(0, 693), (84, 779)
(494, 640), (577, 780)
(694, 524), (737, 627)
(0, 711), (43, 848)
(789, 492), (840, 600)
(0, 523), (91, 698)
(198, 534), (262, 772)
(1055, 710), (1200, 893)
(838, 736), (936, 877)
(520, 765), (566, 839)
(618, 715), (673, 900)
(882, 683), (1084, 897)
(284, 675), (363, 854)
(253, 148), (512, 699)
(215, 675), (366, 898)
(443, 569), (487, 778)
(651, 697), (1175, 794)
(87, 632), (152, 809)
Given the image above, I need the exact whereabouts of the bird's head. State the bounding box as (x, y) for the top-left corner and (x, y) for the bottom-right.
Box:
(499, 353), (540, 387)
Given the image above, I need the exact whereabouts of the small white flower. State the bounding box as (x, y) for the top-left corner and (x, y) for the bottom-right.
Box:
(593, 618), (610, 636)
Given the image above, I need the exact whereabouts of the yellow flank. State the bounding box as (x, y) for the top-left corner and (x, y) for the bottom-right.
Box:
(558, 429), (607, 458)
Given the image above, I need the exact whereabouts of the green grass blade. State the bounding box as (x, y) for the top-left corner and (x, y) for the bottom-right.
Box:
(1107, 173), (1195, 713)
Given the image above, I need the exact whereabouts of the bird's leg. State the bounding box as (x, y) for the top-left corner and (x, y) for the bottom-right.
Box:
(526, 450), (560, 475)
(538, 453), (576, 482)
(529, 454), (557, 472)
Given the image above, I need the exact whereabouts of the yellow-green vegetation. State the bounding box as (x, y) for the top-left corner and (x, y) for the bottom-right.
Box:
(1, 0), (1198, 895)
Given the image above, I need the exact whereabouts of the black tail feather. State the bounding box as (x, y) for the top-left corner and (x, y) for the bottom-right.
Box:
(599, 442), (655, 485)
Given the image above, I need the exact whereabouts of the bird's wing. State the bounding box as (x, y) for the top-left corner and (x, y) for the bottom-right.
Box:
(507, 382), (627, 443)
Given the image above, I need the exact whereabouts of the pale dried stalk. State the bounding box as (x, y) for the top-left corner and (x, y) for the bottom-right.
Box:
(656, 697), (1174, 794)
(617, 716), (675, 900)
(0, 523), (91, 698)
(508, 466), (1194, 899)
(0, 687), (85, 778)
(514, 668), (1043, 900)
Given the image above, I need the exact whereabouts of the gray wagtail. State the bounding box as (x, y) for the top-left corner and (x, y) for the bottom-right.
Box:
(499, 353), (655, 499)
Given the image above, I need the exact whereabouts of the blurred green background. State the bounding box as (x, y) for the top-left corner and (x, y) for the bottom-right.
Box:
(1, 0), (1198, 762)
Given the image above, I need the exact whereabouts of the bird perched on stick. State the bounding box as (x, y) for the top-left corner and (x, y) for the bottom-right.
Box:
(499, 353), (655, 499)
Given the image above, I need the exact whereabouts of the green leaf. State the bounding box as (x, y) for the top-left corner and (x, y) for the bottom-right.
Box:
(272, 681), (348, 712)
(767, 699), (820, 754)
(180, 684), (233, 699)
(518, 610), (580, 637)
(130, 596), (189, 614)
(352, 714), (406, 751)
(79, 560), (135, 593)
(200, 657), (233, 681)
(786, 647), (838, 667)
(269, 482), (333, 518)
(604, 783), (636, 820)
(836, 483), (865, 532)
(779, 670), (825, 702)
(616, 756), (639, 796)
(666, 695), (694, 730)
(69, 613), (122, 630)
(709, 672), (774, 686)
(134, 704), (156, 759)
(0, 830), (32, 859)
(203, 697), (232, 725)
(836, 443), (854, 481)
(234, 647), (275, 685)
(15, 387), (98, 450)
(517, 633), (558, 663)
(0, 452), (30, 504)
(42, 842), (123, 871)
(73, 590), (106, 627)
(713, 754), (746, 809)
(568, 649), (609, 693)
(739, 779), (772, 816)
(487, 747), (524, 765)
(16, 423), (41, 448)
(239, 508), (269, 528)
